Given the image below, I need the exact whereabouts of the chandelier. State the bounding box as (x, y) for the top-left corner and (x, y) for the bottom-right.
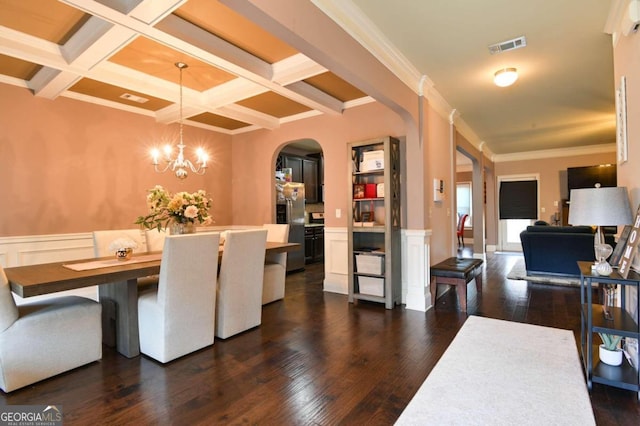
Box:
(150, 62), (208, 180)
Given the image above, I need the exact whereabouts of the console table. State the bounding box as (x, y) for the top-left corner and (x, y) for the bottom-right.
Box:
(578, 261), (640, 396)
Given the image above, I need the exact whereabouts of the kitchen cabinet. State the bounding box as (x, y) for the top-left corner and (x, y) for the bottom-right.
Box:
(347, 136), (401, 309)
(279, 153), (320, 203)
(303, 158), (319, 203)
(305, 226), (324, 264)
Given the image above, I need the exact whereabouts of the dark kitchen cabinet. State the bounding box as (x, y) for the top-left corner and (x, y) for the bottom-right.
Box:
(303, 158), (319, 203)
(305, 226), (324, 264)
(279, 153), (320, 203)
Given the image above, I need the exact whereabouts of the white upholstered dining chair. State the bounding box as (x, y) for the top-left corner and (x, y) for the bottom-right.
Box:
(262, 224), (289, 305)
(0, 266), (102, 393)
(137, 233), (220, 363)
(145, 228), (168, 252)
(215, 229), (268, 339)
(93, 229), (158, 290)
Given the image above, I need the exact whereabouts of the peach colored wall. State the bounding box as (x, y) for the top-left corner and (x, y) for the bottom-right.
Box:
(494, 152), (616, 223)
(229, 102), (405, 227)
(0, 84), (233, 237)
(614, 29), (640, 210)
(425, 103), (454, 262)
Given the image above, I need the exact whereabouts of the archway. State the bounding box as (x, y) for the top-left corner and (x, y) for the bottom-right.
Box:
(273, 139), (324, 270)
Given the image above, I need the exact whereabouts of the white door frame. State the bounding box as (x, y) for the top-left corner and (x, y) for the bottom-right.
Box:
(497, 173), (540, 251)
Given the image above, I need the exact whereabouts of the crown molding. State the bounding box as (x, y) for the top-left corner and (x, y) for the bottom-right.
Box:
(492, 143), (616, 163)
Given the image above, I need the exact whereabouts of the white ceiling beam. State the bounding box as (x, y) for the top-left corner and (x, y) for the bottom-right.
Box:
(285, 81), (343, 113)
(202, 78), (268, 108)
(29, 68), (82, 99)
(128, 0), (187, 25)
(215, 104), (280, 130)
(62, 2), (345, 116)
(271, 53), (327, 85)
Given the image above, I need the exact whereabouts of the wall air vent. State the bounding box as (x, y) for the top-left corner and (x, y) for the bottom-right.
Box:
(488, 36), (527, 55)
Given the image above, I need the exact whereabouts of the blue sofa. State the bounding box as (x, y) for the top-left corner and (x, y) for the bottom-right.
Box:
(519, 225), (615, 277)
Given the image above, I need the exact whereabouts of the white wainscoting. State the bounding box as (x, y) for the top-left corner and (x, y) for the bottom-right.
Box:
(3, 227), (434, 312)
(322, 227), (433, 311)
(0, 232), (99, 304)
(323, 227), (349, 294)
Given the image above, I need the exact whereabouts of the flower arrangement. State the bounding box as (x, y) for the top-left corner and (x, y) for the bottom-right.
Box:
(135, 185), (213, 231)
(108, 238), (138, 252)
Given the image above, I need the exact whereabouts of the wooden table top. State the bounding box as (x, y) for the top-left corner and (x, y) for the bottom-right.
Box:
(5, 241), (300, 298)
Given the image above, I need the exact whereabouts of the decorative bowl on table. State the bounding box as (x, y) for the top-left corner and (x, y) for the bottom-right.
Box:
(108, 238), (138, 261)
(115, 247), (133, 261)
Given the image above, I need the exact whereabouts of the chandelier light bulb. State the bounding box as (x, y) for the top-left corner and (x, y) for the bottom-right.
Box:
(494, 67), (518, 87)
(149, 62), (208, 179)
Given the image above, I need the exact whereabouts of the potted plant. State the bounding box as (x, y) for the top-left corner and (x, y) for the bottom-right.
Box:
(135, 186), (213, 234)
(598, 332), (623, 366)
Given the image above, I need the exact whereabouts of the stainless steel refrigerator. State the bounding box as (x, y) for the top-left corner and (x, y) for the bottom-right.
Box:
(276, 182), (305, 272)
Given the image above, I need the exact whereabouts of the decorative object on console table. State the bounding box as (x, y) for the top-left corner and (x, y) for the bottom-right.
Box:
(618, 204), (640, 279)
(135, 185), (213, 233)
(597, 333), (623, 366)
(609, 225), (631, 267)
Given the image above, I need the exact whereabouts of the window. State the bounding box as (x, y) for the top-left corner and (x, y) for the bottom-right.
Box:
(456, 182), (472, 227)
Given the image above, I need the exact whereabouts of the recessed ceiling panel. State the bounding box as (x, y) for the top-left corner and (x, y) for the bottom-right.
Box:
(304, 72), (366, 102)
(0, 0), (89, 44)
(69, 78), (172, 111)
(172, 0), (297, 63)
(108, 37), (237, 91)
(189, 112), (251, 130)
(0, 54), (42, 80)
(237, 92), (311, 118)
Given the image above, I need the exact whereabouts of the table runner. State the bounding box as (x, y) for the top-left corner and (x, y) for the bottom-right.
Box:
(63, 253), (163, 271)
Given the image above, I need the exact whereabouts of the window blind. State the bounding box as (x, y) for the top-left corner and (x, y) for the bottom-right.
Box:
(499, 180), (538, 219)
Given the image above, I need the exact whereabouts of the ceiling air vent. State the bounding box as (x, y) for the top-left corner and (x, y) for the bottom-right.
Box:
(120, 93), (149, 104)
(488, 36), (527, 55)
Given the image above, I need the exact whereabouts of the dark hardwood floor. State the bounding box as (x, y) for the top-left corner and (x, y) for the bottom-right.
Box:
(1, 252), (638, 425)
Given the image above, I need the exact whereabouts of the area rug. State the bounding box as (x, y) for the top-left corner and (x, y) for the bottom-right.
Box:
(395, 316), (595, 425)
(507, 259), (580, 287)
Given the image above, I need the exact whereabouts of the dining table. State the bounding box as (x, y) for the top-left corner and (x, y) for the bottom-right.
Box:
(4, 241), (300, 358)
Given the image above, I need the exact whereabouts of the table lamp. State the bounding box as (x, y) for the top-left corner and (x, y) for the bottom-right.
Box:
(568, 184), (633, 272)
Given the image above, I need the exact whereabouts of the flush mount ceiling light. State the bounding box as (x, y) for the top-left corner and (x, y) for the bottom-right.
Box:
(494, 68), (518, 87)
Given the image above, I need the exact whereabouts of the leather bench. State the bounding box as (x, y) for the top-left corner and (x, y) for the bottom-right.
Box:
(430, 257), (483, 312)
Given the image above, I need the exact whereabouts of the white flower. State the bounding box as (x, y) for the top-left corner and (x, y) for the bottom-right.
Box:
(184, 205), (199, 219)
(108, 238), (138, 251)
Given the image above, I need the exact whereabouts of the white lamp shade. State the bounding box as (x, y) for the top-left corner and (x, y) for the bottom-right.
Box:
(568, 186), (633, 226)
(494, 68), (518, 87)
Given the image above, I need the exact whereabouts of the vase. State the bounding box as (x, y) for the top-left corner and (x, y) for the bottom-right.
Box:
(599, 344), (623, 366)
(170, 222), (196, 235)
(115, 248), (133, 261)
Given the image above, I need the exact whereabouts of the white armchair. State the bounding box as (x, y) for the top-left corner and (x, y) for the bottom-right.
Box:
(262, 224), (290, 304)
(216, 229), (268, 339)
(0, 266), (102, 393)
(138, 233), (220, 363)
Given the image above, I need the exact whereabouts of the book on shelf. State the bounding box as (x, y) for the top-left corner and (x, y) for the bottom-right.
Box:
(353, 221), (376, 227)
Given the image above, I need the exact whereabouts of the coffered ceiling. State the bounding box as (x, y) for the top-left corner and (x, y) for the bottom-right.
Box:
(0, 0), (623, 157)
(0, 0), (369, 135)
